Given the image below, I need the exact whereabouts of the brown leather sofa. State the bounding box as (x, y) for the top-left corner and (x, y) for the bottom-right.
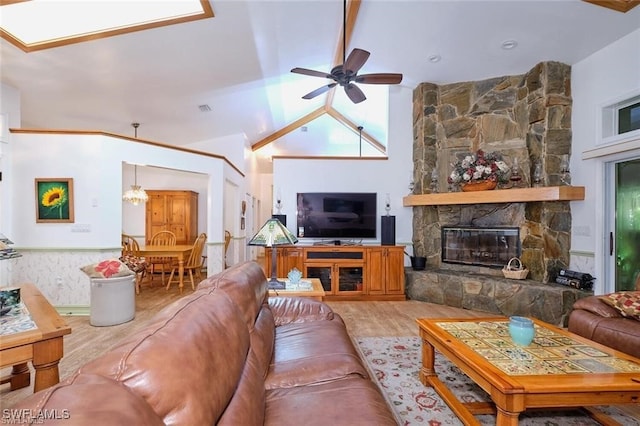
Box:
(12, 261), (396, 425)
(567, 295), (640, 359)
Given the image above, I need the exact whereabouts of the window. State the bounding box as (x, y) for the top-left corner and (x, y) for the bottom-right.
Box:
(600, 92), (640, 142)
(618, 101), (640, 135)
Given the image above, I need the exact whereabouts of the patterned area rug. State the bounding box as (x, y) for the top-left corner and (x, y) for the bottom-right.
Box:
(356, 336), (640, 426)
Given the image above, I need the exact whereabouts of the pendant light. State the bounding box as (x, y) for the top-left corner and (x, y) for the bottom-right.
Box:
(122, 123), (149, 205)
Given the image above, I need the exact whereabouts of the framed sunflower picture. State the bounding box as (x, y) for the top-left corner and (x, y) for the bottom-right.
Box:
(35, 178), (75, 223)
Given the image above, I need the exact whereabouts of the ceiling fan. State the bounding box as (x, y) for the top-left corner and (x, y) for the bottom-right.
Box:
(290, 0), (403, 104)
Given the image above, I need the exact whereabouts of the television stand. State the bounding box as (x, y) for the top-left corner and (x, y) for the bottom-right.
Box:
(264, 245), (405, 301)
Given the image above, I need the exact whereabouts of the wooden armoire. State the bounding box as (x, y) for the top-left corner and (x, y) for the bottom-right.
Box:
(145, 190), (198, 245)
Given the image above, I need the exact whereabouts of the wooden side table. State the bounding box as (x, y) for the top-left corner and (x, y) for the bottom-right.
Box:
(268, 278), (325, 301)
(0, 283), (72, 392)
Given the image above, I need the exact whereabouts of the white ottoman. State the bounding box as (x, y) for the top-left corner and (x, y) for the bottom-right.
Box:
(89, 275), (136, 326)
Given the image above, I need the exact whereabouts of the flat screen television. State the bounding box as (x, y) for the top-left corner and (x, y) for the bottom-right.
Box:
(296, 192), (377, 239)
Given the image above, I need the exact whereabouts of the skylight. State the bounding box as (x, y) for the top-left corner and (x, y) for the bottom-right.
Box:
(0, 0), (214, 52)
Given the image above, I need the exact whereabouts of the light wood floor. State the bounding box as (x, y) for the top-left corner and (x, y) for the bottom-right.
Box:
(2, 279), (639, 420)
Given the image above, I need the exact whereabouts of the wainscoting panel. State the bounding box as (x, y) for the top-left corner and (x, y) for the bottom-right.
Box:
(9, 249), (120, 307)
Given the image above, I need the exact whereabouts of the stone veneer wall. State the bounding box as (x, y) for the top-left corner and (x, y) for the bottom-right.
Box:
(405, 269), (590, 326)
(411, 61), (573, 283)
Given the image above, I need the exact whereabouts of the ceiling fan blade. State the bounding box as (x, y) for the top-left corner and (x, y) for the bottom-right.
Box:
(343, 48), (370, 75)
(344, 83), (366, 104)
(302, 83), (337, 100)
(291, 67), (334, 79)
(355, 73), (403, 85)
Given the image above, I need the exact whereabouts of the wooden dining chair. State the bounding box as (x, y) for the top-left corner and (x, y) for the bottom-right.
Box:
(166, 233), (207, 291)
(148, 230), (177, 286)
(120, 234), (148, 294)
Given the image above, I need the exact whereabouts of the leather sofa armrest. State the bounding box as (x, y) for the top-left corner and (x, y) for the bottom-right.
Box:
(268, 297), (334, 326)
(11, 373), (165, 426)
(572, 295), (622, 318)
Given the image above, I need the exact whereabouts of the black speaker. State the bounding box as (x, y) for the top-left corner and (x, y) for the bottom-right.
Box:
(381, 215), (395, 246)
(272, 214), (286, 226)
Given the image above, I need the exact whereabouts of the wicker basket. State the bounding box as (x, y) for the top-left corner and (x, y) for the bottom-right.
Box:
(461, 180), (498, 192)
(502, 257), (529, 280)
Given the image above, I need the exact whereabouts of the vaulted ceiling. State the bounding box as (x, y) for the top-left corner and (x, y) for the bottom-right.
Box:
(1, 0), (639, 167)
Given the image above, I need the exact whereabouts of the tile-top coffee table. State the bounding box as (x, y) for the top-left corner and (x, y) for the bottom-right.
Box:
(416, 316), (640, 426)
(1, 283), (72, 392)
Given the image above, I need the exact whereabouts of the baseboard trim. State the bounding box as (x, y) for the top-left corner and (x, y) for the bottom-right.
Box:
(55, 306), (90, 316)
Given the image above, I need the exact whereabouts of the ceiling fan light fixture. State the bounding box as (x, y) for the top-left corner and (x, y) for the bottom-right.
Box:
(290, 0), (402, 104)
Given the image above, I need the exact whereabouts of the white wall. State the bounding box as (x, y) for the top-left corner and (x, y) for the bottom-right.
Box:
(186, 133), (253, 266)
(572, 28), (640, 293)
(0, 84), (22, 234)
(11, 134), (231, 247)
(186, 133), (247, 174)
(272, 86), (413, 256)
(0, 84), (22, 286)
(244, 142), (272, 261)
(6, 131), (242, 307)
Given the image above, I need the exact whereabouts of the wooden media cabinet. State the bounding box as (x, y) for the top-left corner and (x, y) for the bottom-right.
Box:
(265, 245), (405, 301)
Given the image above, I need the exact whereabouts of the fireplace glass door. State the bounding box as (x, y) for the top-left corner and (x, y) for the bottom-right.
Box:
(441, 227), (520, 268)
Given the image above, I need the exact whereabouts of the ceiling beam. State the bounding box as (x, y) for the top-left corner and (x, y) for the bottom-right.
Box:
(332, 0), (362, 68)
(325, 0), (362, 110)
(273, 155), (387, 161)
(251, 107), (326, 151)
(582, 0), (640, 12)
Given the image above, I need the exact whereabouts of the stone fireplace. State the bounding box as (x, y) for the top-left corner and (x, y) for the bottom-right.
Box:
(411, 61), (574, 283)
(406, 61), (591, 326)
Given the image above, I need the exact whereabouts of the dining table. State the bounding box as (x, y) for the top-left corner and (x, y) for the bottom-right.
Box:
(137, 244), (193, 293)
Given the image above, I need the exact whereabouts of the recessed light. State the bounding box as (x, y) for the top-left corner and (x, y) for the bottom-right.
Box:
(501, 39), (518, 50)
(428, 54), (441, 63)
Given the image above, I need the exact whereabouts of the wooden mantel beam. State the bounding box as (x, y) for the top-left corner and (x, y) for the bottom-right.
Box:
(403, 186), (585, 207)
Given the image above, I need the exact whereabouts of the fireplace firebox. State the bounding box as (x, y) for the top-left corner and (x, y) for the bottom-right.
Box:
(441, 226), (520, 268)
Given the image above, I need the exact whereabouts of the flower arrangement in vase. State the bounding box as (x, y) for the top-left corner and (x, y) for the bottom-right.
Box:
(448, 149), (510, 191)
